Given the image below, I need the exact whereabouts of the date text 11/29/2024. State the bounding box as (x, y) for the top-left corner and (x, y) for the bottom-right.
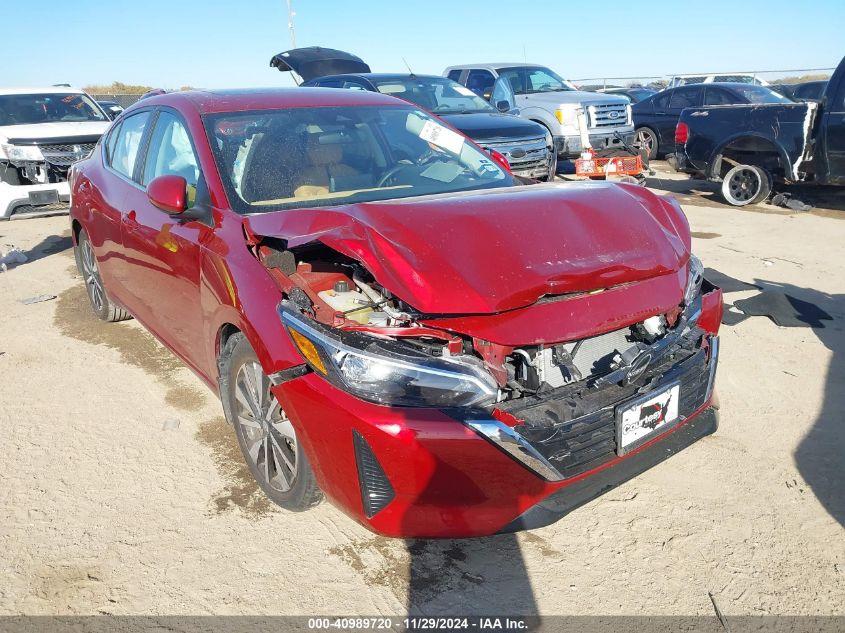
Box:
(307, 617), (530, 630)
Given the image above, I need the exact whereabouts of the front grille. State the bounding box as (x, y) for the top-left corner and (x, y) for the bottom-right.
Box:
(588, 103), (628, 129)
(352, 430), (395, 518)
(38, 143), (96, 167)
(483, 136), (549, 174)
(501, 338), (714, 480)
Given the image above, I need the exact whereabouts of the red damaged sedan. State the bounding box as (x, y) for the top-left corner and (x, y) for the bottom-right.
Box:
(69, 88), (722, 538)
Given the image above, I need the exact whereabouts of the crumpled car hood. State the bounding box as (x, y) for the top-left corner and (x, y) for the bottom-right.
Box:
(245, 182), (691, 315)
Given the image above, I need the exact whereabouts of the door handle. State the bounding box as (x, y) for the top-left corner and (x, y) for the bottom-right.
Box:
(123, 210), (139, 231)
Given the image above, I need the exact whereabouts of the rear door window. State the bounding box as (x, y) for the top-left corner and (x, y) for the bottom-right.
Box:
(104, 121), (122, 164)
(109, 111), (151, 180)
(704, 87), (738, 105)
(446, 69), (463, 82)
(669, 87), (704, 112)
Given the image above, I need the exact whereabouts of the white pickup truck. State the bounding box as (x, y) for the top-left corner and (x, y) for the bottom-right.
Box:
(444, 63), (635, 158)
(0, 87), (111, 220)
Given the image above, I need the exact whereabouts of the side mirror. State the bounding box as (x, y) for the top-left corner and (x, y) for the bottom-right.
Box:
(147, 175), (187, 214)
(495, 100), (511, 112)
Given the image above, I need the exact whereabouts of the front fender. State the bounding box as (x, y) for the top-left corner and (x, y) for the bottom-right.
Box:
(199, 217), (302, 392)
(518, 107), (561, 134)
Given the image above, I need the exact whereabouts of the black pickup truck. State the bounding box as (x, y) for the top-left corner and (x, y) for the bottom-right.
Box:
(674, 56), (845, 206)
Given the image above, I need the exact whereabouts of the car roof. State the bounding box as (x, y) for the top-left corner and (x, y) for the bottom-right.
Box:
(0, 86), (87, 95)
(311, 73), (454, 82)
(671, 73), (756, 78)
(134, 87), (410, 115)
(669, 82), (773, 91)
(445, 63), (548, 70)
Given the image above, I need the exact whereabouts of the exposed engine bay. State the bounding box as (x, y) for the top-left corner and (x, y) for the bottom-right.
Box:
(257, 237), (710, 408)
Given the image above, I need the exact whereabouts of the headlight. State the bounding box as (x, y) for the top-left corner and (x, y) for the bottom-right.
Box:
(554, 105), (578, 127)
(684, 254), (704, 306)
(280, 305), (498, 408)
(0, 143), (44, 162)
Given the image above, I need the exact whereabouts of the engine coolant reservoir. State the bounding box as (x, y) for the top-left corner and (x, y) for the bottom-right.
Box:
(318, 281), (373, 325)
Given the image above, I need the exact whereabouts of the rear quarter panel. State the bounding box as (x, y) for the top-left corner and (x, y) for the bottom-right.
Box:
(681, 103), (812, 179)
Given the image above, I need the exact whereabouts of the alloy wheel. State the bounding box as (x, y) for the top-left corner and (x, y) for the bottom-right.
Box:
(234, 361), (298, 492)
(80, 239), (105, 312)
(635, 129), (655, 155)
(726, 166), (760, 203)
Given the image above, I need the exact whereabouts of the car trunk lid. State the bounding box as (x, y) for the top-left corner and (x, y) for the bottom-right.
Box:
(270, 47), (371, 82)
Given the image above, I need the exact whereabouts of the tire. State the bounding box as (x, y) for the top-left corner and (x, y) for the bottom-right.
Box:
(635, 127), (659, 160)
(750, 166), (773, 204)
(219, 333), (322, 512)
(721, 164), (771, 206)
(74, 230), (132, 322)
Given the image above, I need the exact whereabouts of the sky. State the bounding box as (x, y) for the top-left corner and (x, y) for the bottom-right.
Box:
(3, 0), (842, 90)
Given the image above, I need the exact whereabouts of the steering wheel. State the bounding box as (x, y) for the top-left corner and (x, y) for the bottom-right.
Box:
(377, 163), (410, 188)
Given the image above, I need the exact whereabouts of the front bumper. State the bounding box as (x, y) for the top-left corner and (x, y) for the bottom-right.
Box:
(0, 181), (70, 220)
(499, 405), (718, 532)
(274, 325), (721, 538)
(554, 129), (636, 158)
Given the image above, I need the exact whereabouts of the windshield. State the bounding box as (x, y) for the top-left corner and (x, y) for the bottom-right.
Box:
(206, 105), (511, 214)
(372, 77), (494, 114)
(495, 67), (574, 95)
(0, 93), (108, 126)
(733, 85), (793, 104)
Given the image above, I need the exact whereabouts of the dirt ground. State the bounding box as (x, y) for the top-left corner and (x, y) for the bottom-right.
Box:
(0, 173), (843, 616)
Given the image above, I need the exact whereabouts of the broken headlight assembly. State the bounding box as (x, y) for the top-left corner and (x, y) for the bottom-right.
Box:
(279, 304), (498, 408)
(0, 143), (44, 162)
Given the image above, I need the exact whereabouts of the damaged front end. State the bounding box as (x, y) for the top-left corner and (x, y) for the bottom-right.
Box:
(256, 232), (720, 477)
(0, 138), (97, 219)
(242, 182), (722, 535)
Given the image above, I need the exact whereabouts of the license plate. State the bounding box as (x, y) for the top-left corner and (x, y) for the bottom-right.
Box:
(28, 190), (59, 205)
(616, 382), (680, 455)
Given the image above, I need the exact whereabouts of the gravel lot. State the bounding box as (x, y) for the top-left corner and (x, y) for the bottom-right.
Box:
(1, 174), (843, 617)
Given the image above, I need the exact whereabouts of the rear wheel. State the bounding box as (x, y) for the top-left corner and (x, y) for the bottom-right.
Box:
(75, 230), (131, 322)
(635, 127), (659, 160)
(721, 164), (771, 206)
(220, 333), (322, 511)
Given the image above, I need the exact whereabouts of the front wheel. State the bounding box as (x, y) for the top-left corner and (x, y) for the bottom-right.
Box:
(721, 164), (771, 206)
(220, 333), (322, 512)
(635, 128), (659, 160)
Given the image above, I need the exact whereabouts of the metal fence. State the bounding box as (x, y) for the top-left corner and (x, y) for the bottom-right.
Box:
(89, 94), (144, 108)
(571, 67), (836, 90)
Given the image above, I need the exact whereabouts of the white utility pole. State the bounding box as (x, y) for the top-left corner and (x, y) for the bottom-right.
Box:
(286, 0), (297, 48)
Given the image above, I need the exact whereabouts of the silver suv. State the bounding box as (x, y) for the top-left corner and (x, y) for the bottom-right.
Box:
(444, 64), (635, 158)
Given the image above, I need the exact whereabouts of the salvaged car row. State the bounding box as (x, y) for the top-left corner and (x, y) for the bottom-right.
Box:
(1, 49), (839, 538)
(2, 51), (842, 219)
